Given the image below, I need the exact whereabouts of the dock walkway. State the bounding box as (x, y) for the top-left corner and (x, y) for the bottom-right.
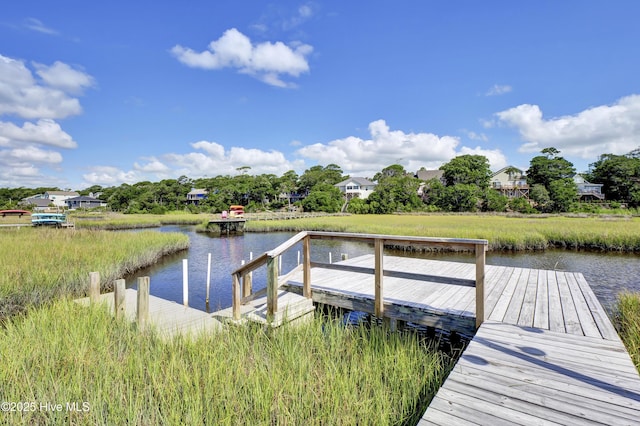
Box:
(76, 288), (223, 338)
(281, 254), (640, 425)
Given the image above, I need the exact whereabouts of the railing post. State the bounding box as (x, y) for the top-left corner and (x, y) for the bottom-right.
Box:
(475, 243), (486, 329)
(114, 279), (126, 320)
(232, 273), (241, 320)
(89, 272), (100, 303)
(137, 276), (150, 331)
(267, 255), (279, 317)
(303, 235), (311, 298)
(374, 238), (384, 318)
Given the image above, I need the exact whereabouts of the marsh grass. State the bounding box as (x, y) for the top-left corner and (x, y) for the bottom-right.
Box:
(616, 292), (640, 371)
(0, 300), (453, 425)
(0, 227), (189, 318)
(73, 212), (207, 230)
(246, 214), (640, 251)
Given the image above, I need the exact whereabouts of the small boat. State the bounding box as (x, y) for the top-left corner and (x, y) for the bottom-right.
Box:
(31, 213), (67, 227)
(0, 209), (31, 217)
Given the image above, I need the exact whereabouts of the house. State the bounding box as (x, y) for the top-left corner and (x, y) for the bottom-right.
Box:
(65, 196), (107, 210)
(20, 197), (52, 212)
(44, 191), (79, 207)
(334, 177), (377, 200)
(186, 188), (208, 205)
(573, 175), (605, 201)
(415, 169), (445, 198)
(490, 167), (529, 198)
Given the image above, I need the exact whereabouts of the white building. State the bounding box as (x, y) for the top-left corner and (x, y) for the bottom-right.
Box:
(334, 177), (377, 200)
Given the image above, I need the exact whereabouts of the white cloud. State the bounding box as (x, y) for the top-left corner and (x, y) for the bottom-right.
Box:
(34, 61), (95, 95)
(464, 130), (488, 142)
(496, 94), (640, 159)
(485, 84), (512, 96)
(171, 28), (312, 88)
(296, 119), (505, 176)
(457, 146), (508, 170)
(0, 119), (77, 148)
(133, 157), (171, 174)
(82, 166), (141, 186)
(0, 145), (63, 164)
(23, 18), (59, 35)
(0, 54), (91, 119)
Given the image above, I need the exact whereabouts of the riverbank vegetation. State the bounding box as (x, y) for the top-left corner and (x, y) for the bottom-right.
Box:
(0, 227), (189, 319)
(72, 211), (206, 230)
(3, 147), (640, 216)
(246, 214), (640, 252)
(0, 300), (453, 425)
(616, 292), (640, 371)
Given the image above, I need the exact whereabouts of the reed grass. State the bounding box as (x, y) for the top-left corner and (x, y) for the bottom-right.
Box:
(73, 212), (207, 230)
(0, 227), (189, 318)
(615, 292), (640, 371)
(0, 300), (453, 425)
(246, 214), (640, 252)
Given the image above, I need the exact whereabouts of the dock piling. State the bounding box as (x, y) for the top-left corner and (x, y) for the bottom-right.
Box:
(114, 279), (126, 319)
(89, 271), (100, 303)
(137, 277), (150, 331)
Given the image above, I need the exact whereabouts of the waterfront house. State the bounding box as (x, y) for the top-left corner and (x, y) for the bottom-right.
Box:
(573, 175), (605, 201)
(44, 191), (80, 207)
(186, 188), (208, 205)
(65, 196), (107, 210)
(490, 167), (529, 198)
(334, 177), (377, 200)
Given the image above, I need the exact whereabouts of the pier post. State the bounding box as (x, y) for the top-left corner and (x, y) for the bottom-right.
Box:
(267, 255), (279, 317)
(137, 277), (150, 331)
(89, 272), (100, 303)
(475, 243), (486, 329)
(232, 273), (241, 320)
(183, 259), (188, 307)
(206, 253), (212, 305)
(114, 279), (126, 320)
(374, 238), (384, 318)
(303, 236), (311, 298)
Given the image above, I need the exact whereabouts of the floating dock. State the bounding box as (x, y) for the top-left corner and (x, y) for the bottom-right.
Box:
(206, 218), (246, 234)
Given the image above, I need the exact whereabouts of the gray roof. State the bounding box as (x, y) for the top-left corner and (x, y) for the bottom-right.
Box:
(335, 177), (376, 187)
(66, 196), (105, 203)
(415, 169), (444, 181)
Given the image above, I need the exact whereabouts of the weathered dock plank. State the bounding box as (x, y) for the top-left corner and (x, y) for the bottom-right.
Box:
(421, 321), (640, 425)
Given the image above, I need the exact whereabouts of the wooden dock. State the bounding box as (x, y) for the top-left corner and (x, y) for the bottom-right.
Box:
(207, 218), (246, 234)
(230, 231), (640, 425)
(76, 288), (224, 338)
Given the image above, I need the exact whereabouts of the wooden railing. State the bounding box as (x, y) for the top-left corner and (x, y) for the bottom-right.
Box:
(230, 231), (489, 329)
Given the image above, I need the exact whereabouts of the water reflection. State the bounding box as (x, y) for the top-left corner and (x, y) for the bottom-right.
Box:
(126, 226), (640, 314)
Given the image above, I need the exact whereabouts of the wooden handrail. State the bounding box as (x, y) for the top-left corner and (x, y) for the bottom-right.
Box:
(230, 231), (488, 328)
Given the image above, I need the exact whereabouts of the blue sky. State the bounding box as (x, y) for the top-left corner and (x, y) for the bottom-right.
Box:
(2, 1), (640, 189)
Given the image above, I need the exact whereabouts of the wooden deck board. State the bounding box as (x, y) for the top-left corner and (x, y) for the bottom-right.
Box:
(422, 321), (640, 425)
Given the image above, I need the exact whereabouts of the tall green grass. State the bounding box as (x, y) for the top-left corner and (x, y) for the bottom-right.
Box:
(246, 214), (640, 251)
(616, 292), (640, 371)
(0, 227), (189, 318)
(0, 300), (453, 425)
(73, 212), (207, 230)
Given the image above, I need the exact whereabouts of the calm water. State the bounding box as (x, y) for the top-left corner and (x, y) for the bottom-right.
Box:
(126, 226), (640, 314)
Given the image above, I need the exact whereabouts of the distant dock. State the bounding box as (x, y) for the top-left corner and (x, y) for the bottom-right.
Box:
(206, 218), (246, 234)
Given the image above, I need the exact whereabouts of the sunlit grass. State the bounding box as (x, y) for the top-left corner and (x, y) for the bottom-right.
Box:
(72, 212), (207, 230)
(246, 214), (640, 251)
(0, 227), (189, 318)
(0, 300), (453, 425)
(616, 292), (640, 371)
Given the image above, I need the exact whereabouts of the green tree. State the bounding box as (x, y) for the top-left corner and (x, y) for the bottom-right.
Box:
(367, 165), (422, 213)
(432, 184), (481, 212)
(300, 183), (343, 213)
(298, 164), (344, 195)
(440, 155), (492, 189)
(527, 148), (577, 212)
(588, 150), (640, 205)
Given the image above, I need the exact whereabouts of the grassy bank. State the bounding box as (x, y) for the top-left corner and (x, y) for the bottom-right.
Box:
(0, 227), (189, 318)
(0, 300), (453, 425)
(246, 214), (640, 252)
(73, 212), (207, 230)
(616, 292), (640, 371)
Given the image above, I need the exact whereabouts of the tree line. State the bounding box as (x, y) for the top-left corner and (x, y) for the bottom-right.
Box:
(1, 147), (639, 214)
